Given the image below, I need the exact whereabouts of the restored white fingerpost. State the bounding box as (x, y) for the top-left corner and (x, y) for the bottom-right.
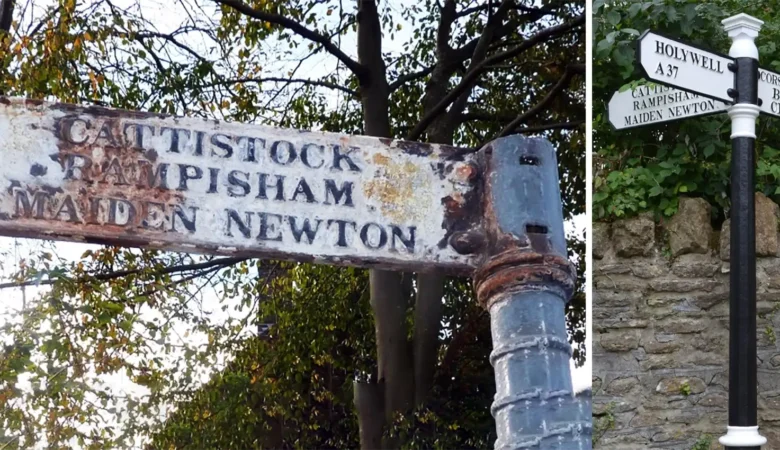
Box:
(719, 12), (767, 450)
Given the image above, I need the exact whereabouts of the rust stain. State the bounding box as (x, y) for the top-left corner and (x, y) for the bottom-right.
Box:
(467, 142), (574, 309)
(363, 156), (427, 223)
(474, 252), (574, 309)
(372, 153), (391, 166)
(19, 113), (189, 239)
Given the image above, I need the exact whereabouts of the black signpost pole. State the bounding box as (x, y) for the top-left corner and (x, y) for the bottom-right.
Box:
(720, 14), (766, 450)
(617, 12), (774, 449)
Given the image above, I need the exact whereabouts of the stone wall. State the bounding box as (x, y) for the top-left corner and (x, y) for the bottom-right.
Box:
(593, 195), (780, 449)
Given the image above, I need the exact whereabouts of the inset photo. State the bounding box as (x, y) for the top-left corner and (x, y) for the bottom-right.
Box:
(0, 1), (589, 449)
(594, 1), (780, 449)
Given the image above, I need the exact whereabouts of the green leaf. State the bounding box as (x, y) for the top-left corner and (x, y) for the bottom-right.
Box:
(606, 10), (621, 26)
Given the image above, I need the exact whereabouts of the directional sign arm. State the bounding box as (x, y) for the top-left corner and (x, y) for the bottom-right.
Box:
(638, 31), (735, 102)
(608, 84), (728, 129)
(0, 98), (483, 275)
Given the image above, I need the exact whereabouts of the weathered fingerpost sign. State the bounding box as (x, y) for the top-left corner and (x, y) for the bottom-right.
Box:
(608, 84), (728, 129)
(0, 98), (479, 274)
(615, 14), (771, 449)
(638, 31), (734, 102)
(0, 97), (589, 448)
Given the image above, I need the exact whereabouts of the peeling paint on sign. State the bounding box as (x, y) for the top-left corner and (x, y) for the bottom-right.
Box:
(0, 98), (480, 274)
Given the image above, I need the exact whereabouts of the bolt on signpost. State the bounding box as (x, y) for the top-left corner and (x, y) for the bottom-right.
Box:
(609, 13), (774, 449)
(0, 98), (589, 447)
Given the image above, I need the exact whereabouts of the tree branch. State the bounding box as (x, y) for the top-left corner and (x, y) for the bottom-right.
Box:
(511, 120), (585, 134)
(498, 63), (584, 137)
(388, 65), (436, 92)
(456, 2), (556, 18)
(0, 256), (247, 290)
(196, 76), (358, 96)
(446, 0), (516, 122)
(213, 0), (366, 80)
(130, 30), (211, 64)
(458, 110), (516, 123)
(27, 5), (60, 38)
(407, 14), (583, 141)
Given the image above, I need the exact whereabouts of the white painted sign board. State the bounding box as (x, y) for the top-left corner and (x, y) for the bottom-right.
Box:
(0, 98), (479, 274)
(608, 84), (728, 129)
(638, 31), (734, 102)
(758, 68), (780, 118)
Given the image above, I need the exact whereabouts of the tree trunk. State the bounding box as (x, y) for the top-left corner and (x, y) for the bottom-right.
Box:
(413, 273), (444, 405)
(354, 380), (385, 450)
(355, 1), (412, 448)
(0, 0), (14, 34)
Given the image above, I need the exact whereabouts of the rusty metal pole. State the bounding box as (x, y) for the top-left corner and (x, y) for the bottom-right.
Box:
(471, 136), (590, 449)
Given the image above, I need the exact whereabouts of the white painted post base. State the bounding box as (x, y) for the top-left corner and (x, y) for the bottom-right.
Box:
(719, 426), (767, 447)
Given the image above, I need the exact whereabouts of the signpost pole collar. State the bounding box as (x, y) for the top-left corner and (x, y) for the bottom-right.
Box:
(722, 14), (763, 59)
(728, 103), (761, 138)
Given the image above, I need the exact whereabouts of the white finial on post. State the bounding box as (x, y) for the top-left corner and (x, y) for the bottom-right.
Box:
(722, 13), (763, 59)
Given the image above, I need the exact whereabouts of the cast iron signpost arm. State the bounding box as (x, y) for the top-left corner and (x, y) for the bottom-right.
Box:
(466, 136), (591, 449)
(0, 99), (588, 448)
(720, 13), (766, 450)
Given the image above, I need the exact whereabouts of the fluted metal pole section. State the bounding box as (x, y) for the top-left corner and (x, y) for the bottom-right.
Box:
(474, 136), (590, 449)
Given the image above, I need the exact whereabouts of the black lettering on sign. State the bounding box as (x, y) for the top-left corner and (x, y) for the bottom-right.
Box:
(238, 136), (264, 163)
(257, 173), (285, 201)
(141, 201), (167, 230)
(323, 179), (354, 207)
(87, 196), (102, 224)
(138, 161), (169, 189)
(171, 205), (198, 233)
(391, 226), (416, 253)
(331, 145), (361, 172)
(207, 168), (220, 194)
(96, 121), (120, 147)
(328, 219), (356, 247)
(291, 178), (316, 203)
(226, 209), (252, 238)
(270, 141), (297, 165)
(194, 131), (207, 156)
(177, 164), (203, 191)
(14, 189), (51, 219)
(653, 41), (723, 74)
(301, 144), (325, 169)
(57, 116), (91, 145)
(54, 195), (81, 223)
(62, 154), (93, 182)
(228, 170), (251, 197)
(161, 127), (191, 154)
(257, 212), (283, 241)
(99, 158), (128, 185)
(123, 123), (154, 150)
(288, 216), (322, 244)
(210, 134), (234, 158)
(107, 198), (136, 226)
(360, 222), (388, 249)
